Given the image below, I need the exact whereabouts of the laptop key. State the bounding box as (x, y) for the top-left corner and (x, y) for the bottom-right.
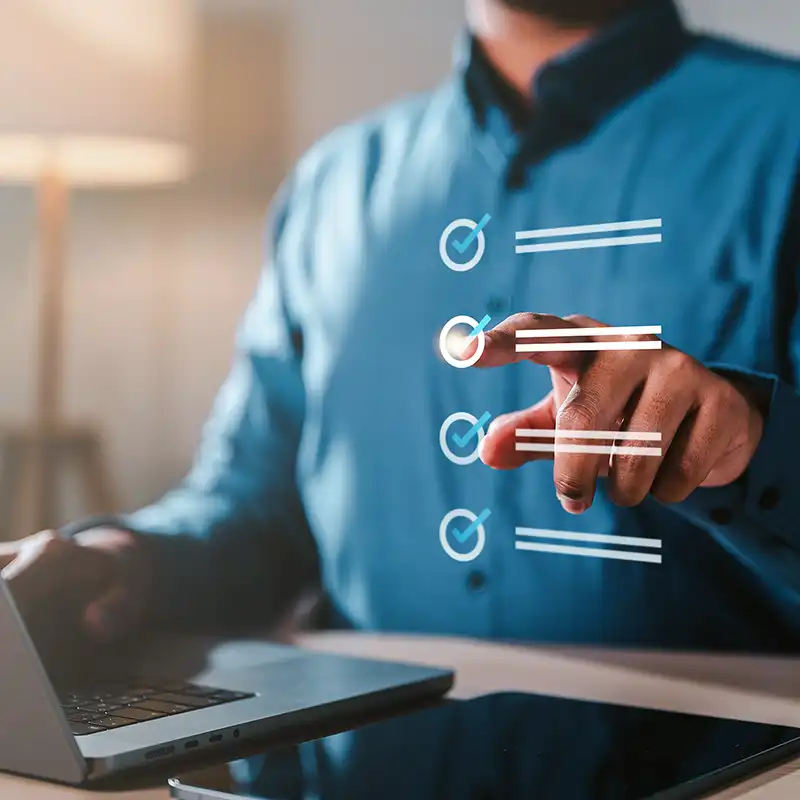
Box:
(111, 694), (149, 705)
(88, 690), (119, 700)
(138, 700), (193, 715)
(68, 712), (102, 724)
(78, 702), (122, 714)
(209, 690), (252, 702)
(70, 722), (105, 736)
(181, 685), (220, 697)
(92, 716), (137, 729)
(152, 693), (219, 708)
(114, 707), (167, 722)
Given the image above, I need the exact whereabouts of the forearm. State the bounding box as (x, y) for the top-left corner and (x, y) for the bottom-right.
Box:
(59, 493), (319, 637)
(670, 372), (800, 603)
(118, 486), (320, 634)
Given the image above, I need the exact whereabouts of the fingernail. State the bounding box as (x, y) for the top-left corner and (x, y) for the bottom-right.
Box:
(557, 494), (587, 515)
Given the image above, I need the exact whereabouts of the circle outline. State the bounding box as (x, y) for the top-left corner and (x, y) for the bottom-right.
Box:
(439, 412), (486, 466)
(439, 315), (486, 369)
(439, 508), (487, 563)
(439, 218), (486, 272)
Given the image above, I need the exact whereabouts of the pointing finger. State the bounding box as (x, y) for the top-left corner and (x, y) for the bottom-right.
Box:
(480, 393), (557, 470)
(476, 313), (594, 372)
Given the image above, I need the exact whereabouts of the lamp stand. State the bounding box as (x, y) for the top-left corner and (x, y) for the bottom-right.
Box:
(0, 171), (115, 539)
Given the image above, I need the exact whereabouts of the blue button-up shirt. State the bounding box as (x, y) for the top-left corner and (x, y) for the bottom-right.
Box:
(127, 0), (800, 651)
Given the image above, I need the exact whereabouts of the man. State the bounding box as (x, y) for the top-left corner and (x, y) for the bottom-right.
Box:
(2, 0), (800, 652)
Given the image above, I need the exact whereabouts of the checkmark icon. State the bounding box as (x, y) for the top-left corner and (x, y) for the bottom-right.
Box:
(460, 314), (491, 356)
(451, 508), (492, 545)
(452, 213), (492, 255)
(451, 411), (492, 449)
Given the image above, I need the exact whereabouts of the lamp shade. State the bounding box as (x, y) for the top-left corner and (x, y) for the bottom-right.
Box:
(0, 0), (196, 185)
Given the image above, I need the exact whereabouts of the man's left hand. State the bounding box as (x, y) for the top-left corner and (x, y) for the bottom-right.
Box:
(477, 314), (766, 514)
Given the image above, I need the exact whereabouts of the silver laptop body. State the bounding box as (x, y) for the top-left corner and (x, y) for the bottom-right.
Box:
(0, 578), (453, 784)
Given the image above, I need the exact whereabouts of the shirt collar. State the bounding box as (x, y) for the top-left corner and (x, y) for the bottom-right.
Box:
(457, 0), (691, 132)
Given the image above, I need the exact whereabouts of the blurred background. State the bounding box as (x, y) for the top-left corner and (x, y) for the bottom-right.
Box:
(0, 0), (797, 536)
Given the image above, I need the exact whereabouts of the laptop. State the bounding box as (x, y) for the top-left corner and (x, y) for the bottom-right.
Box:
(0, 578), (453, 785)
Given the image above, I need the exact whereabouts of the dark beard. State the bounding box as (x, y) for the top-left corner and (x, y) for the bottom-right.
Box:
(498, 0), (653, 26)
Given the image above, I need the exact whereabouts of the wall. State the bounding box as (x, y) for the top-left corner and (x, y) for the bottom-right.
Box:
(0, 0), (797, 521)
(680, 0), (800, 56)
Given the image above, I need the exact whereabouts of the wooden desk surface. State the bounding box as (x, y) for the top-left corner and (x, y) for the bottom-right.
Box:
(2, 633), (800, 799)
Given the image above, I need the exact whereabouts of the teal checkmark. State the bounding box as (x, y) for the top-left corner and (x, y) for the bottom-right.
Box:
(451, 411), (492, 449)
(451, 508), (492, 545)
(465, 314), (491, 344)
(452, 213), (492, 255)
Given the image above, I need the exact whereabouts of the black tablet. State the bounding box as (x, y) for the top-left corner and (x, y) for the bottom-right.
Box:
(169, 691), (800, 800)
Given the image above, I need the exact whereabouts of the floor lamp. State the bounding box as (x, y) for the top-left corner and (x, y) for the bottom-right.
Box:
(0, 0), (195, 539)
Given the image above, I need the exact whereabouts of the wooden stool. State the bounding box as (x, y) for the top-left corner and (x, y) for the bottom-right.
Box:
(0, 423), (115, 541)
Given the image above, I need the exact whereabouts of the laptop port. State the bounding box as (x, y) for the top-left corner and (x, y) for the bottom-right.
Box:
(145, 745), (175, 761)
(209, 733), (223, 743)
(184, 740), (199, 750)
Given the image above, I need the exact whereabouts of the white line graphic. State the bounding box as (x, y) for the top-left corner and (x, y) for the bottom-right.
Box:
(515, 326), (662, 339)
(516, 235), (661, 254)
(516, 219), (662, 240)
(514, 325), (662, 354)
(515, 443), (662, 456)
(515, 542), (662, 564)
(515, 429), (662, 457)
(515, 219), (662, 255)
(515, 528), (662, 548)
(515, 430), (662, 442)
(516, 341), (662, 353)
(514, 528), (663, 564)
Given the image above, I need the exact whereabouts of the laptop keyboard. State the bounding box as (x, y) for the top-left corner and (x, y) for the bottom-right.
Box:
(59, 681), (255, 736)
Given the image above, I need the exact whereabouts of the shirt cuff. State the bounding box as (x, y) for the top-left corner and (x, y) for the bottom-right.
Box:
(673, 369), (800, 599)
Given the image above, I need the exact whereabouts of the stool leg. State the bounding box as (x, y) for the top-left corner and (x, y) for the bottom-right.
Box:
(13, 441), (39, 537)
(80, 435), (115, 515)
(12, 436), (62, 535)
(2, 429), (116, 537)
(0, 440), (22, 541)
(35, 435), (60, 532)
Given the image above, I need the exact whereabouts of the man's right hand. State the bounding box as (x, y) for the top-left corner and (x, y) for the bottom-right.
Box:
(0, 528), (152, 644)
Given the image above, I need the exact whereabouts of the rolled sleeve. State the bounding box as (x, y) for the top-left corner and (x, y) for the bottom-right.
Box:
(672, 371), (800, 603)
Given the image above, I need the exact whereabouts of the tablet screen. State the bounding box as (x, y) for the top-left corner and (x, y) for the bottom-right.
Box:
(171, 692), (800, 800)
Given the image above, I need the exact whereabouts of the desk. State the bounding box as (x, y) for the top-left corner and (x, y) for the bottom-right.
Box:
(2, 633), (799, 799)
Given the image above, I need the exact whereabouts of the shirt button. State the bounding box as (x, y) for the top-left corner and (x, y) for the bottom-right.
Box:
(758, 487), (781, 511)
(487, 296), (508, 314)
(506, 165), (527, 190)
(710, 508), (733, 526)
(466, 570), (488, 593)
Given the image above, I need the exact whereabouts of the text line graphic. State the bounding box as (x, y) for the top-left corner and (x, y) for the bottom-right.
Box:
(515, 528), (663, 565)
(515, 443), (662, 456)
(516, 341), (662, 353)
(515, 325), (662, 354)
(516, 325), (662, 339)
(515, 429), (662, 441)
(515, 429), (662, 458)
(515, 219), (662, 254)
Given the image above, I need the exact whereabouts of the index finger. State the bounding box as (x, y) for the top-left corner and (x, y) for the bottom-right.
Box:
(476, 313), (598, 371)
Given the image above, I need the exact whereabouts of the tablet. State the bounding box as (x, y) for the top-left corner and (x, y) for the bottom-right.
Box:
(169, 691), (800, 800)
